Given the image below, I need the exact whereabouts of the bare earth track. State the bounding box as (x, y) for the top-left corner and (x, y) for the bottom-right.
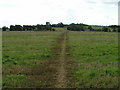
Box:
(25, 30), (72, 88)
(55, 31), (67, 88)
(3, 30), (119, 88)
(3, 30), (75, 88)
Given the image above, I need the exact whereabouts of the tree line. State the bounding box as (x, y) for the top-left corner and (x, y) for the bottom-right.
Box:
(2, 22), (120, 32)
(67, 24), (120, 32)
(2, 22), (67, 31)
(2, 22), (56, 31)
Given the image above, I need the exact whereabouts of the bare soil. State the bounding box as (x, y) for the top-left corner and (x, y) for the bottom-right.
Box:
(55, 31), (67, 88)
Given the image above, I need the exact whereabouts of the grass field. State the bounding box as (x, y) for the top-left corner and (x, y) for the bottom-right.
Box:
(68, 31), (118, 88)
(92, 26), (103, 30)
(2, 31), (61, 87)
(2, 29), (119, 88)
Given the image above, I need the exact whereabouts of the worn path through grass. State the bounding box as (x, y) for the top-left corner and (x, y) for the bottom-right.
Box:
(3, 30), (76, 88)
(2, 31), (70, 88)
(55, 31), (68, 88)
(26, 30), (70, 88)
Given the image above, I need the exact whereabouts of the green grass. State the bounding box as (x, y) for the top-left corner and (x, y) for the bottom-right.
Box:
(68, 31), (118, 88)
(91, 26), (113, 32)
(92, 26), (103, 30)
(3, 74), (27, 88)
(2, 31), (61, 88)
(3, 31), (60, 65)
(2, 30), (119, 88)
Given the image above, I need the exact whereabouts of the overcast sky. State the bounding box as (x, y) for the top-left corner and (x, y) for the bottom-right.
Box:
(0, 0), (119, 27)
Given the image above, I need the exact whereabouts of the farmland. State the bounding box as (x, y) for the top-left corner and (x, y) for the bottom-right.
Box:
(2, 31), (61, 87)
(2, 28), (119, 88)
(68, 31), (118, 88)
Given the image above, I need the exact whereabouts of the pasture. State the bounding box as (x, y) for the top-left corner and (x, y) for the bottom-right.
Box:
(3, 31), (61, 87)
(2, 29), (119, 88)
(68, 31), (118, 88)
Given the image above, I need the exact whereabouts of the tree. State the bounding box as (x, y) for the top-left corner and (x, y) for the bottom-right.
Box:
(46, 26), (52, 30)
(67, 24), (85, 31)
(15, 25), (23, 31)
(46, 22), (52, 30)
(109, 25), (118, 32)
(102, 27), (109, 32)
(46, 22), (51, 26)
(2, 26), (8, 31)
(88, 26), (93, 31)
(57, 22), (64, 27)
(36, 24), (46, 31)
(10, 25), (15, 31)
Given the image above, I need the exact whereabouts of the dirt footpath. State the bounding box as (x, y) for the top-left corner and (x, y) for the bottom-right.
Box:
(25, 30), (76, 88)
(55, 31), (68, 88)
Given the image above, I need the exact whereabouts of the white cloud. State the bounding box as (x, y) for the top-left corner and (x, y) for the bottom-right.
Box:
(0, 0), (119, 27)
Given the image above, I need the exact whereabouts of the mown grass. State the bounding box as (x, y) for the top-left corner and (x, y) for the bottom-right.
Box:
(68, 31), (119, 88)
(2, 31), (61, 88)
